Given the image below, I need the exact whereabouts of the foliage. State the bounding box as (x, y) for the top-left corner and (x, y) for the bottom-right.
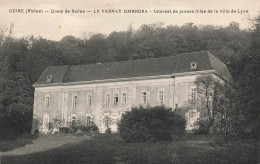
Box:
(31, 115), (42, 134)
(0, 103), (32, 140)
(193, 118), (210, 135)
(1, 133), (258, 164)
(194, 74), (234, 134)
(66, 115), (99, 134)
(53, 116), (64, 128)
(0, 17), (259, 138)
(59, 127), (69, 134)
(118, 106), (186, 142)
(103, 116), (113, 133)
(230, 16), (260, 136)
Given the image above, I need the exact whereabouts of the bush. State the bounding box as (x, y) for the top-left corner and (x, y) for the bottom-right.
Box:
(0, 103), (32, 140)
(193, 119), (210, 135)
(32, 116), (42, 134)
(66, 117), (99, 134)
(118, 106), (186, 142)
(59, 127), (70, 134)
(81, 125), (99, 133)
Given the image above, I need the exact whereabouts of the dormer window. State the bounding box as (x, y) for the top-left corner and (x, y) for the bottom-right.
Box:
(190, 61), (198, 70)
(46, 75), (53, 82)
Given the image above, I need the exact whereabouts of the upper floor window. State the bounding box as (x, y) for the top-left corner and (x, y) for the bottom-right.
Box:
(191, 87), (197, 102)
(141, 91), (147, 105)
(105, 93), (110, 107)
(158, 90), (164, 105)
(113, 93), (119, 106)
(45, 95), (50, 108)
(122, 92), (127, 106)
(87, 93), (92, 107)
(72, 94), (78, 108)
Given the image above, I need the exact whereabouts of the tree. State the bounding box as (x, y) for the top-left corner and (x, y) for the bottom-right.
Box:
(231, 15), (260, 135)
(194, 74), (233, 134)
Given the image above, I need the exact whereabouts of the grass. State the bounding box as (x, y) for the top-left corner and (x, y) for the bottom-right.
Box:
(0, 135), (36, 152)
(1, 133), (259, 164)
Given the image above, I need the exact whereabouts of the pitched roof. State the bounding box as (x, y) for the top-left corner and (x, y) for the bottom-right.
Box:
(34, 51), (232, 86)
(36, 65), (68, 84)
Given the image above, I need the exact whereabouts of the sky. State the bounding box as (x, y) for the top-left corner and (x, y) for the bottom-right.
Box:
(0, 0), (259, 41)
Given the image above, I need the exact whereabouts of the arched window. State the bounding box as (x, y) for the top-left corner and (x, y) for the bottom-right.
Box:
(122, 92), (127, 106)
(72, 94), (78, 108)
(113, 93), (119, 106)
(71, 116), (76, 127)
(105, 93), (110, 107)
(87, 93), (92, 107)
(141, 91), (147, 105)
(191, 87), (197, 102)
(45, 95), (50, 108)
(159, 90), (164, 105)
(43, 114), (49, 131)
(86, 116), (92, 126)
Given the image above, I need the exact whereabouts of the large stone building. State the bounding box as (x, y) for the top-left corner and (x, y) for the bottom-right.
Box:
(33, 51), (232, 133)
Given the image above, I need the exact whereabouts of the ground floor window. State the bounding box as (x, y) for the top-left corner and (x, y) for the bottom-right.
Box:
(43, 114), (49, 131)
(86, 116), (92, 126)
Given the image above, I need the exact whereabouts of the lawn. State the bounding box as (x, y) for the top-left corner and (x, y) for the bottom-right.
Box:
(0, 133), (259, 164)
(0, 135), (36, 152)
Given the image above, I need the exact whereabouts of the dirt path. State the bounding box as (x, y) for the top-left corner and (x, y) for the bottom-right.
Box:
(0, 134), (91, 157)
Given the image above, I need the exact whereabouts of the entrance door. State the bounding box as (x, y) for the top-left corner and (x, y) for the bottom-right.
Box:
(186, 109), (198, 130)
(43, 114), (49, 133)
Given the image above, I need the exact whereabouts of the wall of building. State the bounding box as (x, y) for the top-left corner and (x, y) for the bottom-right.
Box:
(34, 74), (208, 133)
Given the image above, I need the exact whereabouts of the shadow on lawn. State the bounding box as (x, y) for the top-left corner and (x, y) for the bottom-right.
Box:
(0, 134), (38, 152)
(1, 133), (259, 164)
(1, 134), (115, 164)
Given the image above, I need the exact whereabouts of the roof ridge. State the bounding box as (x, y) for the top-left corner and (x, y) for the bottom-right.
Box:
(68, 55), (179, 68)
(34, 51), (232, 86)
(47, 51), (208, 69)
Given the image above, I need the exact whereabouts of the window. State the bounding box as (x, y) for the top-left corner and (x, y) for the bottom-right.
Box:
(209, 90), (213, 97)
(122, 92), (127, 106)
(72, 94), (78, 108)
(86, 116), (92, 126)
(43, 114), (49, 124)
(190, 61), (198, 70)
(46, 75), (53, 83)
(189, 111), (197, 127)
(45, 95), (50, 108)
(71, 117), (76, 127)
(105, 93), (110, 107)
(159, 90), (164, 105)
(87, 93), (92, 107)
(141, 91), (147, 105)
(113, 93), (119, 106)
(43, 114), (49, 131)
(189, 111), (196, 117)
(70, 114), (77, 128)
(191, 87), (197, 102)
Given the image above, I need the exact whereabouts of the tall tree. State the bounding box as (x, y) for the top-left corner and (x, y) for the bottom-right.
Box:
(194, 74), (233, 133)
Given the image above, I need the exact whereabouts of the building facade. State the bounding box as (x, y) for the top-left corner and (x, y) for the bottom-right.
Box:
(33, 51), (232, 133)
